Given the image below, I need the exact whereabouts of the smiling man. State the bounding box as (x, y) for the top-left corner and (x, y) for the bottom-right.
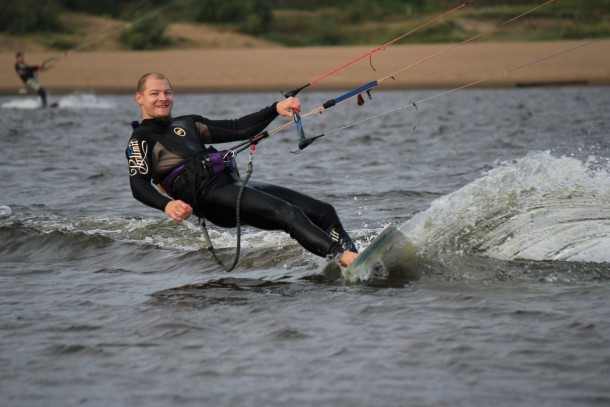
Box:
(126, 72), (358, 268)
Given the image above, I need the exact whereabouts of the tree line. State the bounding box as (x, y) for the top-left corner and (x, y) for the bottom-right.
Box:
(1, 0), (608, 49)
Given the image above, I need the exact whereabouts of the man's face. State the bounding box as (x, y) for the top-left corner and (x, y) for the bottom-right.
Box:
(136, 77), (173, 119)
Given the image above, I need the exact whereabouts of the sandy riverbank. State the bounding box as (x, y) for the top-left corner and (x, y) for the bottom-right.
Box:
(1, 40), (609, 94)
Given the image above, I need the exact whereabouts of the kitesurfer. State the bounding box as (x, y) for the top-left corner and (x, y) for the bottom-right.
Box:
(14, 51), (51, 108)
(126, 72), (358, 267)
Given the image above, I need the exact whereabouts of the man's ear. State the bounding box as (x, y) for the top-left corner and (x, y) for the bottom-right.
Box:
(135, 92), (142, 105)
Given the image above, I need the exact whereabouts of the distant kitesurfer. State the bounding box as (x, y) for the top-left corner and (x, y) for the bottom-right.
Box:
(14, 51), (52, 108)
(126, 72), (359, 267)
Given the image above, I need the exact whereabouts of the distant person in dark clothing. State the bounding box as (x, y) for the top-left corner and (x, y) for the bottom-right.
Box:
(14, 51), (52, 108)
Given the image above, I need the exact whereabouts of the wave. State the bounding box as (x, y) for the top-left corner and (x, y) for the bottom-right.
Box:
(0, 208), (311, 274)
(401, 151), (610, 264)
(345, 152), (610, 286)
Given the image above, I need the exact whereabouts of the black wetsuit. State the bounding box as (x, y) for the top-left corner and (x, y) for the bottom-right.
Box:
(15, 62), (47, 107)
(126, 104), (356, 259)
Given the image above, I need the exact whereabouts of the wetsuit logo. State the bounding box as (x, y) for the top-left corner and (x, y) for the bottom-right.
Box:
(173, 127), (186, 137)
(127, 139), (149, 176)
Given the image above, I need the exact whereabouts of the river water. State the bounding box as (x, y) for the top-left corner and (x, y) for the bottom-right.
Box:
(1, 86), (609, 406)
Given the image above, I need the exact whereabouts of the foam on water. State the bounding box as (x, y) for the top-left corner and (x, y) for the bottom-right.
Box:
(345, 151), (610, 285)
(0, 210), (298, 251)
(0, 97), (41, 109)
(0, 208), (307, 274)
(0, 205), (11, 217)
(0, 92), (115, 110)
(401, 151), (610, 263)
(55, 92), (115, 109)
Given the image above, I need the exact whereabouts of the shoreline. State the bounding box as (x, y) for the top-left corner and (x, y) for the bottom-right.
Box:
(2, 40), (609, 94)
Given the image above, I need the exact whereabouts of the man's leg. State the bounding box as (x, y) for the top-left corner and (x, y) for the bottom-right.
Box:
(249, 181), (358, 253)
(38, 87), (47, 108)
(200, 178), (341, 258)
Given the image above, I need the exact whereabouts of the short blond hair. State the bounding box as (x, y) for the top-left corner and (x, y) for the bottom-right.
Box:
(136, 72), (171, 93)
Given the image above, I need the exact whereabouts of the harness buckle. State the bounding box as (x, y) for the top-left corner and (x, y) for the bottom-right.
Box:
(223, 150), (236, 161)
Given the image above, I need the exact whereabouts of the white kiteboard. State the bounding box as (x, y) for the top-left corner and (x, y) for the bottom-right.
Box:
(343, 226), (422, 286)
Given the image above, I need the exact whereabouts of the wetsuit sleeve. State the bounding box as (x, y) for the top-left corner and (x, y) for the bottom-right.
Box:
(126, 136), (172, 212)
(15, 63), (39, 81)
(198, 102), (279, 144)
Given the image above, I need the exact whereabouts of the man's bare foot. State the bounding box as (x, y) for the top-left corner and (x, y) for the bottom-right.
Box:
(339, 250), (358, 267)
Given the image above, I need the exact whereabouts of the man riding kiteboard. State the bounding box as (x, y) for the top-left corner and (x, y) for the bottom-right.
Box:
(126, 72), (359, 268)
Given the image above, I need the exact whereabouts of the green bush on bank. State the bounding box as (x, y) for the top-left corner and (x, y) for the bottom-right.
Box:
(2, 0), (608, 50)
(264, 0), (610, 46)
(0, 0), (64, 35)
(119, 11), (173, 50)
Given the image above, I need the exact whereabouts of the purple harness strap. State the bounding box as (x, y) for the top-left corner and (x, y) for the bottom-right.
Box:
(159, 164), (186, 195)
(159, 150), (237, 196)
(205, 150), (238, 174)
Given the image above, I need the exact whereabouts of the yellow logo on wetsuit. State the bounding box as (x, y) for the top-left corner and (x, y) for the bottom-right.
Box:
(173, 127), (186, 137)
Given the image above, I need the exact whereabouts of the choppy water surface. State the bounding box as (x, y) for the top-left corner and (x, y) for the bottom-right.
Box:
(1, 87), (609, 406)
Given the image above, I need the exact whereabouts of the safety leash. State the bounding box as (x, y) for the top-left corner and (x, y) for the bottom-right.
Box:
(205, 108), (307, 271)
(199, 146), (256, 272)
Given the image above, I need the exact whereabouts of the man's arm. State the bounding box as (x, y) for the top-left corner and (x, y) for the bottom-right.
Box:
(197, 102), (278, 144)
(128, 176), (172, 212)
(197, 97), (301, 144)
(126, 138), (171, 212)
